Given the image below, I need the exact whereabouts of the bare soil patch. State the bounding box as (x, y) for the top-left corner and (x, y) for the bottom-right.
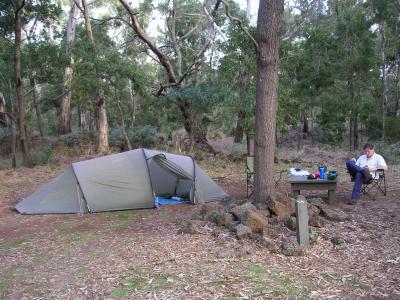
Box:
(1, 147), (399, 299)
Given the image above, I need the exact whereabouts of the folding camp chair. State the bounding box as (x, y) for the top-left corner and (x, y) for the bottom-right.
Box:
(246, 156), (254, 198)
(361, 169), (387, 196)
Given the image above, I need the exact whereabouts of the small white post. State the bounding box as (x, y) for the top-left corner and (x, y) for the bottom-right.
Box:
(295, 198), (309, 246)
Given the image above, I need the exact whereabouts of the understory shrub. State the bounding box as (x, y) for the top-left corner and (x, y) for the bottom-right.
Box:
(373, 141), (400, 165)
(32, 143), (53, 166)
(128, 125), (159, 148)
(110, 126), (160, 150)
(59, 130), (96, 147)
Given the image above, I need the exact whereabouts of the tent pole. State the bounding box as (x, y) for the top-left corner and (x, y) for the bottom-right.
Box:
(189, 155), (197, 204)
(141, 148), (156, 207)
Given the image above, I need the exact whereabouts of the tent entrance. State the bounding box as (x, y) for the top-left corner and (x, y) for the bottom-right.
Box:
(147, 153), (195, 205)
(155, 196), (191, 206)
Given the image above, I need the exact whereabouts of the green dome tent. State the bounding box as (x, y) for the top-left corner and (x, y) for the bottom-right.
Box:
(15, 148), (229, 214)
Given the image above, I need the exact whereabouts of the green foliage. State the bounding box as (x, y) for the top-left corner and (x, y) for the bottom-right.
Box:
(227, 143), (246, 160)
(2, 0), (400, 159)
(128, 125), (159, 148)
(60, 130), (96, 148)
(110, 126), (159, 149)
(216, 23), (257, 135)
(31, 144), (53, 166)
(373, 141), (400, 165)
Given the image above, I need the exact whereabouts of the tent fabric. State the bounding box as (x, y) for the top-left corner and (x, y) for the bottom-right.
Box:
(72, 150), (154, 212)
(14, 167), (87, 214)
(15, 148), (229, 214)
(150, 154), (193, 180)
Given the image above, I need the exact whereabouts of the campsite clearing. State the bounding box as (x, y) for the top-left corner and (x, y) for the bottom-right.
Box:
(1, 151), (400, 299)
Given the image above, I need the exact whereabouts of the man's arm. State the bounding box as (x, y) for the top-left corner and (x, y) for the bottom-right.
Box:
(367, 155), (387, 171)
(377, 155), (388, 170)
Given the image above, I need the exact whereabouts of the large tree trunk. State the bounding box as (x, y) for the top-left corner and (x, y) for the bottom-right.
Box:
(253, 0), (284, 203)
(14, 1), (33, 168)
(59, 0), (77, 134)
(82, 0), (108, 152)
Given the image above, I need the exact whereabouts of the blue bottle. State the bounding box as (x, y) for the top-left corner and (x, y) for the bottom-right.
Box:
(319, 166), (325, 179)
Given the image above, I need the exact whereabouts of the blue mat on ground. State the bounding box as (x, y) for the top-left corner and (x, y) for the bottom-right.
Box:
(155, 196), (190, 207)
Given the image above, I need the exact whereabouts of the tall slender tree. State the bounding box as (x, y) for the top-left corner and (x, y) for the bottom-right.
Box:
(13, 0), (33, 167)
(80, 0), (109, 153)
(59, 0), (78, 135)
(253, 0), (284, 203)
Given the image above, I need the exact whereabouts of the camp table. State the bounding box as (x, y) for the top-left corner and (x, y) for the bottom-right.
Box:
(289, 176), (337, 204)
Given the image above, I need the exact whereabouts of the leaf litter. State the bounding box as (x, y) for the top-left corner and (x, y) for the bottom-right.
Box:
(0, 153), (399, 299)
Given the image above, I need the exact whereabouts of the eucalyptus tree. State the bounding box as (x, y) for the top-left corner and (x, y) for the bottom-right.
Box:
(253, 0), (284, 203)
(12, 0), (33, 167)
(366, 0), (400, 142)
(2, 0), (61, 167)
(59, 0), (78, 135)
(117, 0), (227, 151)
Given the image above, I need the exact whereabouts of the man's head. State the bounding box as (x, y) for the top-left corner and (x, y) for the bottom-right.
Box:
(363, 143), (375, 158)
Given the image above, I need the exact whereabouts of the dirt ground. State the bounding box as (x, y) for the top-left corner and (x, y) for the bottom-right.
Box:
(1, 145), (400, 299)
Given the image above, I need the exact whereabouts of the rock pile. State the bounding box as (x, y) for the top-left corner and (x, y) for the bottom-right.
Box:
(179, 192), (349, 256)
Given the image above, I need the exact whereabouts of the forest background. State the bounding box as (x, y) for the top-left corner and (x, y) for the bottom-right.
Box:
(1, 0), (400, 170)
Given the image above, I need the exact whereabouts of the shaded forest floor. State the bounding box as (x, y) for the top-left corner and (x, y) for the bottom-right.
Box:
(0, 142), (400, 299)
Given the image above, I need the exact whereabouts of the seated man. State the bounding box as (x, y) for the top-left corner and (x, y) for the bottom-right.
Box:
(346, 143), (387, 204)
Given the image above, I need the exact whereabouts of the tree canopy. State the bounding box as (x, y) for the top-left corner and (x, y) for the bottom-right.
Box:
(1, 0), (399, 168)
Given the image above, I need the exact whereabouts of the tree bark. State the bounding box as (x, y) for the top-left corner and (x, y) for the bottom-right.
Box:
(129, 79), (140, 127)
(59, 0), (78, 134)
(14, 1), (33, 168)
(297, 111), (304, 151)
(349, 79), (359, 151)
(177, 100), (213, 153)
(379, 21), (388, 144)
(77, 104), (87, 131)
(96, 93), (108, 153)
(253, 0), (284, 203)
(0, 92), (6, 125)
(29, 75), (44, 138)
(81, 0), (109, 153)
(234, 110), (245, 143)
(234, 71), (250, 143)
(396, 55), (400, 118)
(117, 99), (131, 150)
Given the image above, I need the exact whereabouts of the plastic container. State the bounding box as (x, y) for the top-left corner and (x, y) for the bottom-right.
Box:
(319, 166), (325, 179)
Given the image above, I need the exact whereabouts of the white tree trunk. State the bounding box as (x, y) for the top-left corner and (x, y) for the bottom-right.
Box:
(59, 0), (77, 134)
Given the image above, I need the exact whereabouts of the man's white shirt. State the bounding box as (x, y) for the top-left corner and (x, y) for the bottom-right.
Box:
(356, 153), (387, 178)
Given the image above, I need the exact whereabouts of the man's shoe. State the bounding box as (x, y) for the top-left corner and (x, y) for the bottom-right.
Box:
(347, 198), (357, 205)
